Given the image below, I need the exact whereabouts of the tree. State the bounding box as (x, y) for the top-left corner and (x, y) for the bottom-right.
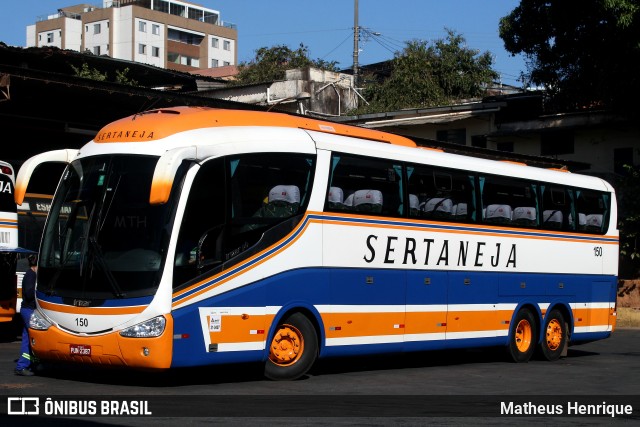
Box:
(70, 63), (138, 86)
(617, 165), (640, 278)
(234, 44), (338, 84)
(353, 30), (498, 114)
(499, 0), (640, 113)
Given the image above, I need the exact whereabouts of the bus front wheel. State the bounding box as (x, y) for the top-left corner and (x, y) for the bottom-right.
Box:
(264, 312), (318, 381)
(539, 309), (568, 361)
(508, 308), (537, 363)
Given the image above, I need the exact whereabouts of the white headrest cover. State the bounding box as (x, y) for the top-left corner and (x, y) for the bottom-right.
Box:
(543, 210), (563, 222)
(486, 204), (512, 218)
(424, 198), (453, 213)
(586, 214), (602, 227)
(353, 189), (383, 206)
(409, 194), (419, 210)
(454, 203), (467, 215)
(513, 207), (536, 221)
(328, 187), (344, 203)
(269, 185), (300, 204)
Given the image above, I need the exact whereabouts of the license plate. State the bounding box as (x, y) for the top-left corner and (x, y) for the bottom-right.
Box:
(69, 344), (91, 356)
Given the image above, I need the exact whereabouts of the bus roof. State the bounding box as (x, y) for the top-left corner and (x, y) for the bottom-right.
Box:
(93, 107), (417, 148)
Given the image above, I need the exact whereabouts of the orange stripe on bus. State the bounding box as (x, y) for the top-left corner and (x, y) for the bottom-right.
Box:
(204, 314), (275, 343)
(322, 312), (405, 338)
(573, 307), (612, 328)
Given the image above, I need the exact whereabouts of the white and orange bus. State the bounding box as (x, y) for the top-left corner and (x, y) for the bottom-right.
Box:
(0, 160), (19, 323)
(15, 107), (618, 380)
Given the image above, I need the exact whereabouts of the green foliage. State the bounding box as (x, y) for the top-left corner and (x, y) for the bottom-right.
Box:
(617, 164), (640, 277)
(499, 0), (640, 113)
(70, 63), (139, 86)
(352, 30), (498, 114)
(115, 68), (138, 86)
(70, 63), (107, 81)
(234, 44), (338, 85)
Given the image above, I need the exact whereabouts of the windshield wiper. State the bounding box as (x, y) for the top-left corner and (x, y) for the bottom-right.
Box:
(88, 236), (126, 299)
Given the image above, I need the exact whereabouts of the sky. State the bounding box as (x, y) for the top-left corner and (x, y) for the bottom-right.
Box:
(0, 0), (527, 87)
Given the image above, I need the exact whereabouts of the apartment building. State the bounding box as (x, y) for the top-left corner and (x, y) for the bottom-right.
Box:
(26, 0), (237, 72)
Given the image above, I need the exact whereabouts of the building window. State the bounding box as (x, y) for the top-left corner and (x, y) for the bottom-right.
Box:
(47, 33), (54, 43)
(85, 25), (88, 33)
(471, 135), (487, 148)
(211, 37), (219, 48)
(139, 21), (147, 33)
(436, 129), (466, 145)
(94, 23), (101, 34)
(93, 46), (101, 55)
(223, 40), (231, 51)
(211, 59), (218, 67)
(223, 61), (230, 66)
(139, 44), (147, 55)
(497, 141), (514, 152)
(152, 46), (160, 57)
(152, 24), (160, 35)
(540, 131), (574, 156)
(169, 3), (186, 17)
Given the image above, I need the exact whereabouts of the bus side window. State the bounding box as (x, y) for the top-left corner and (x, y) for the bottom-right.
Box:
(541, 186), (571, 231)
(576, 189), (609, 234)
(326, 153), (402, 218)
(481, 175), (537, 228)
(407, 165), (475, 223)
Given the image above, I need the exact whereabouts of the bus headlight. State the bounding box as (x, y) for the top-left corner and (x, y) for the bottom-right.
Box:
(29, 310), (52, 331)
(120, 315), (166, 338)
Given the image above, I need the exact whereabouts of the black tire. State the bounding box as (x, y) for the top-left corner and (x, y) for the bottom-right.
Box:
(539, 309), (568, 361)
(264, 312), (318, 381)
(507, 308), (537, 363)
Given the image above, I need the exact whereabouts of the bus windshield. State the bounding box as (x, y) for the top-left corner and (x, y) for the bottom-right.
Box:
(38, 155), (175, 299)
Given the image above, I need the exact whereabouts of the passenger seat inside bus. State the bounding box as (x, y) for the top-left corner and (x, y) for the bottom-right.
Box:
(452, 202), (467, 220)
(353, 189), (383, 213)
(409, 194), (420, 217)
(543, 210), (563, 229)
(264, 185), (301, 217)
(585, 213), (603, 232)
(423, 197), (453, 218)
(484, 204), (512, 224)
(327, 186), (345, 210)
(512, 206), (537, 226)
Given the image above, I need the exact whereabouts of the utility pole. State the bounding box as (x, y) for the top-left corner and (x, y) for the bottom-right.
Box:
(352, 0), (359, 88)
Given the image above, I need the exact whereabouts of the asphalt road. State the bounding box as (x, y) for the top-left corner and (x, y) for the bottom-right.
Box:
(0, 325), (638, 425)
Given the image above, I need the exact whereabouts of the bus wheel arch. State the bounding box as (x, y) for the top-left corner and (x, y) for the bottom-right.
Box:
(538, 306), (570, 361)
(264, 310), (319, 381)
(507, 305), (539, 363)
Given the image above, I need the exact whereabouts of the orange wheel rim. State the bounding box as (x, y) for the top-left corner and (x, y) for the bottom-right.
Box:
(515, 318), (532, 352)
(545, 319), (563, 351)
(269, 324), (304, 366)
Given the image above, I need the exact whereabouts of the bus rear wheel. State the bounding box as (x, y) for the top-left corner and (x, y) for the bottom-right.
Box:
(264, 312), (318, 381)
(508, 308), (537, 363)
(539, 309), (567, 361)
